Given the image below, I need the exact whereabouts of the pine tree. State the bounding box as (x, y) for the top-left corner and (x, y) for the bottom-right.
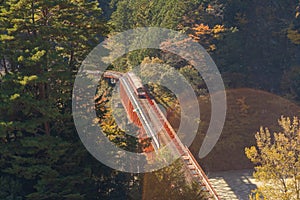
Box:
(0, 1), (127, 199)
(0, 0), (105, 137)
(143, 159), (209, 200)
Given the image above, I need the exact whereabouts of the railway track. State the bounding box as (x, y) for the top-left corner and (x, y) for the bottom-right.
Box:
(108, 71), (220, 199)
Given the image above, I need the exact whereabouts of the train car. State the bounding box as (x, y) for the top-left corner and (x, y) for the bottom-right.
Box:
(127, 72), (146, 98)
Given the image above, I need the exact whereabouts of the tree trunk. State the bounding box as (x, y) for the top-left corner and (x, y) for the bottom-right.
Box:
(39, 82), (51, 135)
(44, 122), (50, 136)
(2, 58), (8, 74)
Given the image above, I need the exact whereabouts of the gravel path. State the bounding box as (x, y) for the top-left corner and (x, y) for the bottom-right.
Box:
(208, 169), (261, 200)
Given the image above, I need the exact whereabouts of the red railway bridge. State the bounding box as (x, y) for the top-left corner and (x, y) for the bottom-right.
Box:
(104, 71), (220, 200)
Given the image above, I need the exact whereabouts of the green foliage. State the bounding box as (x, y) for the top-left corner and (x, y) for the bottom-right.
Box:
(281, 65), (300, 100)
(245, 116), (300, 200)
(0, 0), (105, 137)
(288, 29), (300, 44)
(0, 176), (24, 200)
(1, 0), (300, 199)
(143, 159), (209, 200)
(0, 134), (140, 199)
(217, 0), (298, 90)
(179, 65), (207, 96)
(0, 1), (141, 199)
(109, 0), (199, 31)
(107, 0), (202, 68)
(0, 136), (86, 199)
(287, 3), (300, 45)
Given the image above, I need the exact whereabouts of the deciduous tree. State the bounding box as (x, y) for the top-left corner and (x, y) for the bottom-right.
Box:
(245, 116), (300, 200)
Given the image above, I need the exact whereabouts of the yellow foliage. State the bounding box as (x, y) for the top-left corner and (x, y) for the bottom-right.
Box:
(141, 57), (164, 64)
(245, 116), (300, 199)
(189, 24), (211, 42)
(249, 190), (265, 200)
(18, 75), (38, 86)
(212, 25), (226, 34)
(17, 56), (24, 62)
(0, 34), (14, 41)
(209, 44), (216, 51)
(188, 23), (227, 51)
(245, 146), (259, 163)
(31, 50), (46, 62)
(236, 97), (250, 115)
(192, 23), (211, 35)
(287, 29), (300, 44)
(10, 93), (20, 100)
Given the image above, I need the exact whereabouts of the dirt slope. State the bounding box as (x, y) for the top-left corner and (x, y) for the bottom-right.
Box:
(168, 88), (300, 171)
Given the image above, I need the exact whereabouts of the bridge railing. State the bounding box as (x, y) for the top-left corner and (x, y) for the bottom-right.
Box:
(185, 148), (220, 200)
(145, 93), (187, 153)
(144, 91), (220, 199)
(120, 76), (160, 149)
(120, 72), (220, 199)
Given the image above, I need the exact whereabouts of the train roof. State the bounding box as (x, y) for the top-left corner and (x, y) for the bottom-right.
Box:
(127, 72), (144, 89)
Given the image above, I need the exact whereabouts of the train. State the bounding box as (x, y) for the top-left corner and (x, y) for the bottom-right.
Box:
(126, 72), (147, 98)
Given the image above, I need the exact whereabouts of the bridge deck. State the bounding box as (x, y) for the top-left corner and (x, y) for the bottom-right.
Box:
(118, 72), (220, 200)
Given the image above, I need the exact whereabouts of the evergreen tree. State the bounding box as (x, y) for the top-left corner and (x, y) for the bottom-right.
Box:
(143, 159), (209, 200)
(0, 0), (105, 137)
(0, 1), (133, 199)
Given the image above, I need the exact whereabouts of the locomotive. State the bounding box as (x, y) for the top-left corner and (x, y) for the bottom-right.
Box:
(127, 72), (146, 98)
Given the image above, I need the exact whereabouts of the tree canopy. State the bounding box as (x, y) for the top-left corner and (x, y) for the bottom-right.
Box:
(246, 116), (300, 200)
(1, 0), (300, 199)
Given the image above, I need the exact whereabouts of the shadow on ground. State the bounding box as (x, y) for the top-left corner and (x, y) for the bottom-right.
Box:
(208, 169), (258, 200)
